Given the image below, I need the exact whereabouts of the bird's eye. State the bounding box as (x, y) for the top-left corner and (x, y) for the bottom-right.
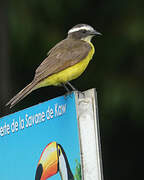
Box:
(82, 30), (86, 33)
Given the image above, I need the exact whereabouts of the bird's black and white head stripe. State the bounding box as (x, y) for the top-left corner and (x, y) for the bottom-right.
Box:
(67, 24), (101, 40)
(68, 24), (95, 34)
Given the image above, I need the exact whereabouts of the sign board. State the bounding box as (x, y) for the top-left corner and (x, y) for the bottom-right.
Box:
(0, 88), (103, 180)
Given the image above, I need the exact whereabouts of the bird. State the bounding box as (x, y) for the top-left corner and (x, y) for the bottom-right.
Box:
(35, 142), (74, 180)
(6, 24), (101, 108)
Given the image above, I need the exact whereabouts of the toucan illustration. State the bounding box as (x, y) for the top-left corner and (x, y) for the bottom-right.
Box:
(35, 142), (74, 180)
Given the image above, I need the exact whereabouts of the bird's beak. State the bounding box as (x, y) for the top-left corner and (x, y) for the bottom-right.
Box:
(91, 30), (102, 36)
(35, 142), (59, 180)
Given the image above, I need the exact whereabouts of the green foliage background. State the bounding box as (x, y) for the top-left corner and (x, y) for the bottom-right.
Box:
(74, 160), (81, 180)
(0, 0), (144, 179)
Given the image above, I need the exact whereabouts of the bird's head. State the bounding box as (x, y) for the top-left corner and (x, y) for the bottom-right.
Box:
(67, 24), (101, 42)
(35, 142), (74, 180)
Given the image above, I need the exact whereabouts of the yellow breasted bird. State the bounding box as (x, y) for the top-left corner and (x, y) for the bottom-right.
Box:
(6, 24), (101, 108)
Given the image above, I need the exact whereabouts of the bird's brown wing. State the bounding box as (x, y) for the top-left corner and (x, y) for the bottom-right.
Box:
(34, 38), (91, 82)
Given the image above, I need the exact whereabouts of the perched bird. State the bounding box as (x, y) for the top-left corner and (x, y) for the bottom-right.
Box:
(6, 24), (101, 108)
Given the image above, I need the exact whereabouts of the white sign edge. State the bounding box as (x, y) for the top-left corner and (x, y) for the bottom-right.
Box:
(74, 88), (104, 180)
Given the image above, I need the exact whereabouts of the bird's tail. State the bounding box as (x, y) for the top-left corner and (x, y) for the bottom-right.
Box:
(6, 81), (37, 108)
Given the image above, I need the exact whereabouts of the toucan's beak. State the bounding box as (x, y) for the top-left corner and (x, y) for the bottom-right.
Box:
(35, 142), (58, 180)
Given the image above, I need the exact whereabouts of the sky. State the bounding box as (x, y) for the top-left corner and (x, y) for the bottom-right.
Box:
(0, 93), (81, 180)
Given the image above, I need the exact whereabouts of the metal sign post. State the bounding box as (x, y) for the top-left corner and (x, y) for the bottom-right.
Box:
(75, 89), (103, 180)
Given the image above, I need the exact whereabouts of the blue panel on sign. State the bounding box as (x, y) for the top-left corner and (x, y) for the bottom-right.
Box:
(0, 92), (81, 180)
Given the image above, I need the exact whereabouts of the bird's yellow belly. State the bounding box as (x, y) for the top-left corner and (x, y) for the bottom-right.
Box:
(37, 42), (95, 88)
